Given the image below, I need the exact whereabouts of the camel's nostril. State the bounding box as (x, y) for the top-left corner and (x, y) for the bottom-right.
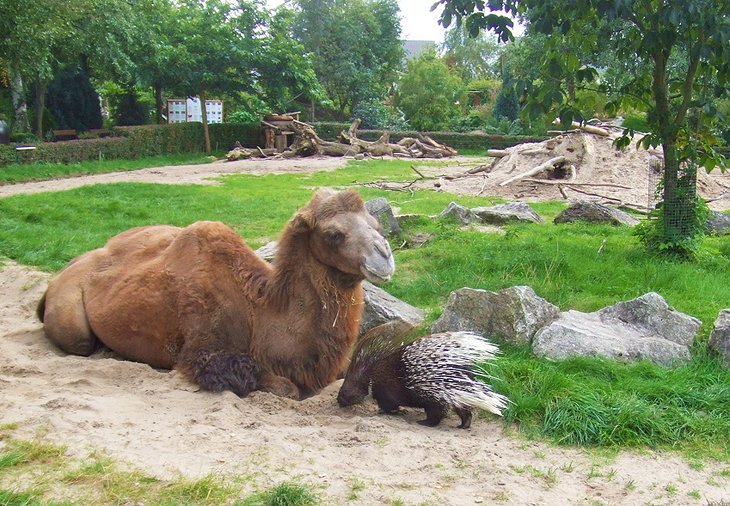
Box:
(375, 240), (391, 259)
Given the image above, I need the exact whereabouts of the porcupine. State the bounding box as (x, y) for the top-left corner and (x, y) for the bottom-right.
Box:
(337, 330), (509, 428)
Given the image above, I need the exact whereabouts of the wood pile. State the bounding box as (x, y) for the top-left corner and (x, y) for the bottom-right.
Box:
(226, 119), (457, 161)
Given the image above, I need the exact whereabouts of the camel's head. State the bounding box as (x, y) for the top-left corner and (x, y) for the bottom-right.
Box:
(291, 189), (395, 284)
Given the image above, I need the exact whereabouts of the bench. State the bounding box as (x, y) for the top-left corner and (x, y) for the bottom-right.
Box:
(52, 129), (78, 141)
(89, 128), (112, 137)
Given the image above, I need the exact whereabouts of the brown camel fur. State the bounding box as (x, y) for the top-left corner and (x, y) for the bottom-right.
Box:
(37, 189), (395, 399)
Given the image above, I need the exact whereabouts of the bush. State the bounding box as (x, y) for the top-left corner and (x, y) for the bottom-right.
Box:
(351, 99), (408, 130)
(0, 144), (16, 166)
(622, 110), (650, 132)
(493, 84), (520, 121)
(228, 110), (260, 124)
(113, 123), (204, 157)
(10, 132), (40, 144)
(209, 122), (262, 151)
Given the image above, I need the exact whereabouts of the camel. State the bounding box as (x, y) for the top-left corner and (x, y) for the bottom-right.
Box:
(36, 189), (395, 399)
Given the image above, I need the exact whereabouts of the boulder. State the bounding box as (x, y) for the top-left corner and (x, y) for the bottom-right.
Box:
(431, 286), (560, 345)
(254, 241), (278, 262)
(532, 292), (701, 366)
(438, 202), (476, 225)
(471, 202), (544, 225)
(553, 201), (640, 226)
(708, 309), (730, 367)
(365, 197), (401, 237)
(706, 211), (730, 235)
(360, 281), (424, 338)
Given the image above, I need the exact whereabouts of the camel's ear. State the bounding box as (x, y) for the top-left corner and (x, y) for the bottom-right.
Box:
(290, 209), (315, 232)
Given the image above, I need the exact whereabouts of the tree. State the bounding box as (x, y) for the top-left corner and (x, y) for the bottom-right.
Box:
(0, 0), (73, 133)
(395, 49), (466, 131)
(442, 22), (501, 82)
(292, 0), (403, 118)
(253, 6), (326, 114)
(173, 0), (264, 153)
(435, 0), (730, 257)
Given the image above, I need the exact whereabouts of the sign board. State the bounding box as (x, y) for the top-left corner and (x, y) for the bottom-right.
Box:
(167, 97), (224, 124)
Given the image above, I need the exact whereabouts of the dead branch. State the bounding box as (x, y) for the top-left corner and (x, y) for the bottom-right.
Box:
(522, 179), (632, 189)
(410, 165), (426, 179)
(499, 156), (569, 187)
(487, 149), (509, 158)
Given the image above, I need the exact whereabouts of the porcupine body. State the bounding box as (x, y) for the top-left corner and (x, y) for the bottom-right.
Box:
(337, 331), (508, 428)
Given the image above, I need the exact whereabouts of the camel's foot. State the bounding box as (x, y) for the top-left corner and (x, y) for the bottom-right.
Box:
(181, 349), (260, 397)
(258, 372), (300, 400)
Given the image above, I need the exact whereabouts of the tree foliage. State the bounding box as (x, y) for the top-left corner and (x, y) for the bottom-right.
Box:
(442, 22), (501, 82)
(292, 0), (403, 117)
(395, 49), (466, 131)
(435, 0), (730, 257)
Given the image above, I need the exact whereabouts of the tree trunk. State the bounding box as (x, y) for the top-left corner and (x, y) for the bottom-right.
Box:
(34, 79), (47, 138)
(9, 65), (30, 133)
(199, 89), (211, 153)
(651, 48), (700, 254)
(155, 83), (165, 125)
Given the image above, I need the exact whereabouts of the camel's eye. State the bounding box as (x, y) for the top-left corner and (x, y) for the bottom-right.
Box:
(325, 230), (345, 244)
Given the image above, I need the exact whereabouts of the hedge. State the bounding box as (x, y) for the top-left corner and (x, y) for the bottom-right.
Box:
(0, 122), (263, 167)
(311, 122), (548, 150)
(208, 122), (262, 151)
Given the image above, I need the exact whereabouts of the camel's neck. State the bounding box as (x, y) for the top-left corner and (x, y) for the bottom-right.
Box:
(269, 232), (362, 317)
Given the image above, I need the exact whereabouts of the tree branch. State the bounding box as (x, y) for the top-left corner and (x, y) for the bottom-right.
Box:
(673, 27), (704, 131)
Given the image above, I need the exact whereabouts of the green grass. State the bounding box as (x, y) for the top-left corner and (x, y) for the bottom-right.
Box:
(236, 482), (320, 506)
(0, 153), (219, 185)
(1, 158), (730, 459)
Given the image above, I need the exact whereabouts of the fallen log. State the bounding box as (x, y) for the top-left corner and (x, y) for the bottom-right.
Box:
(499, 156), (569, 186)
(487, 149), (509, 158)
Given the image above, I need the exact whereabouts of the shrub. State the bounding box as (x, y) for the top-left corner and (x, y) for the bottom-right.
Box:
(113, 123), (204, 157)
(622, 110), (650, 132)
(209, 123), (262, 151)
(493, 84), (520, 121)
(351, 99), (408, 130)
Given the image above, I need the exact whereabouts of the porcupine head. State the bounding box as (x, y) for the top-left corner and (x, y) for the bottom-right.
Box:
(337, 326), (404, 407)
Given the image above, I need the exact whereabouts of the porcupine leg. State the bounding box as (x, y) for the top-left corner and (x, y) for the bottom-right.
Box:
(455, 407), (472, 429)
(418, 404), (448, 427)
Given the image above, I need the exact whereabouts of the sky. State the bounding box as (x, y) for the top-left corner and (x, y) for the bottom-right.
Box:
(397, 0), (448, 42)
(266, 0), (520, 44)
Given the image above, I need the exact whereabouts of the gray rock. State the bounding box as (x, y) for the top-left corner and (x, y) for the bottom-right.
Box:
(706, 211), (730, 235)
(708, 309), (730, 367)
(395, 213), (429, 226)
(255, 241), (278, 262)
(598, 292), (699, 347)
(438, 202), (476, 225)
(365, 197), (401, 237)
(431, 286), (560, 345)
(360, 281), (424, 338)
(533, 292), (701, 366)
(471, 202), (544, 225)
(553, 201), (640, 226)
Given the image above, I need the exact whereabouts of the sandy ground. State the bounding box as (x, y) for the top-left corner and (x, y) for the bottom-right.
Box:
(1, 156), (729, 505)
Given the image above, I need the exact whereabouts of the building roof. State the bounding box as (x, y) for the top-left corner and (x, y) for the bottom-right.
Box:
(402, 40), (437, 61)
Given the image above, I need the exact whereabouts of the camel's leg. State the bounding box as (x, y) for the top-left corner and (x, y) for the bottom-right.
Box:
(258, 371), (301, 400)
(40, 284), (98, 356)
(177, 347), (261, 398)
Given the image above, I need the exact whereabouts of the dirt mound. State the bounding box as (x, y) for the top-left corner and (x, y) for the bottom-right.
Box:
(1, 261), (728, 504)
(418, 129), (730, 212)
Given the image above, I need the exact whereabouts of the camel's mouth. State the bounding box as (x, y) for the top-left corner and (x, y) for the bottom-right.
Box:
(361, 253), (395, 284)
(360, 238), (395, 284)
(362, 267), (392, 284)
